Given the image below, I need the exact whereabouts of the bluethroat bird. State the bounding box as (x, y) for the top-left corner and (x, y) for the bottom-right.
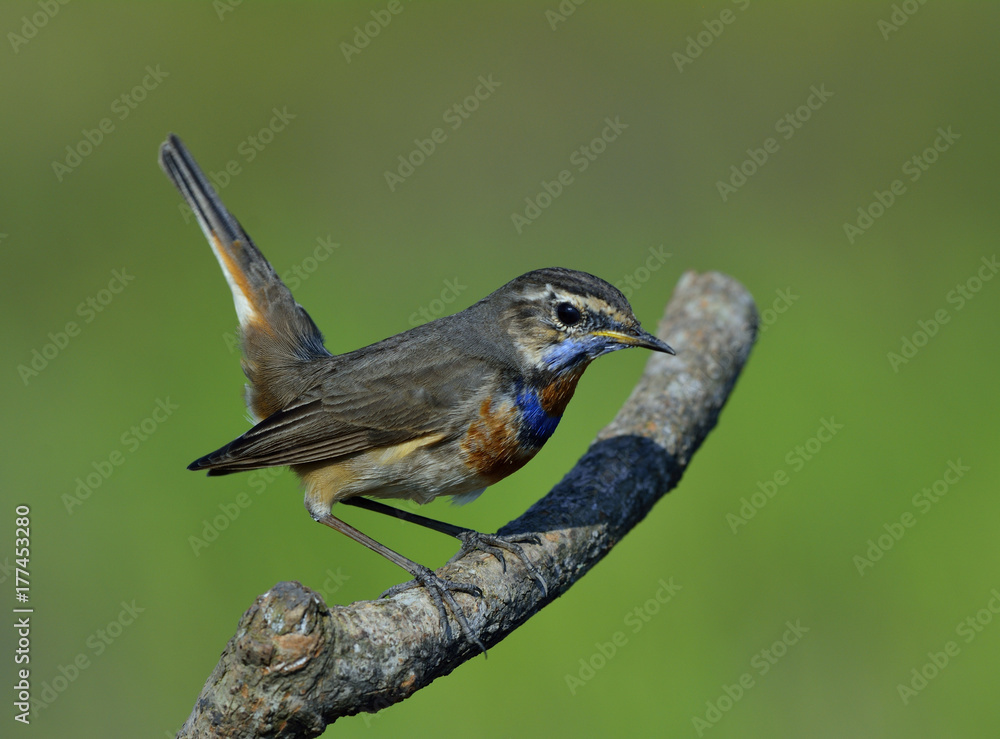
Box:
(158, 134), (674, 651)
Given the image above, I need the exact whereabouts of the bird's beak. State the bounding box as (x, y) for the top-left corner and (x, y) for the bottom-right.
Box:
(592, 327), (676, 355)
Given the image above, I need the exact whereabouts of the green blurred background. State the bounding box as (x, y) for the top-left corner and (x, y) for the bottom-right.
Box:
(2, 2), (998, 736)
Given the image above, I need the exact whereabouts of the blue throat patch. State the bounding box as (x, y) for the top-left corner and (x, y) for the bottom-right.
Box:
(515, 385), (561, 447)
(541, 334), (617, 373)
(541, 337), (593, 372)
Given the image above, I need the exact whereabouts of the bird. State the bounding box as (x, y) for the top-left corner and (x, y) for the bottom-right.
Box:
(158, 133), (675, 651)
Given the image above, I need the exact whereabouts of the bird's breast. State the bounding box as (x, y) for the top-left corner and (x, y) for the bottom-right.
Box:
(460, 395), (533, 484)
(514, 368), (585, 446)
(459, 369), (585, 483)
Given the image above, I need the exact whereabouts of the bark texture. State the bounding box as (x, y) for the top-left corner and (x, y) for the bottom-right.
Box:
(177, 270), (758, 737)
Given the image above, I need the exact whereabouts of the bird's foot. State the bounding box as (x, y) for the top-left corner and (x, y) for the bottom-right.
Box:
(381, 566), (486, 652)
(448, 531), (547, 597)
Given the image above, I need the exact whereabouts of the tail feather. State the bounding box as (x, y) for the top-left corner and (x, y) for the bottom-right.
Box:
(159, 134), (331, 420)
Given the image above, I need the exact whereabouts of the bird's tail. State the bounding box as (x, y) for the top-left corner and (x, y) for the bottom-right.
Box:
(158, 134), (331, 420)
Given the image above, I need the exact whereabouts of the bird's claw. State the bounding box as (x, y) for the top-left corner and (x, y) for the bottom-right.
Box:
(381, 566), (486, 652)
(449, 531), (547, 597)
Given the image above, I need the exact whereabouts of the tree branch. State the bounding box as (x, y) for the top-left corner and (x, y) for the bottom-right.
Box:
(176, 271), (758, 738)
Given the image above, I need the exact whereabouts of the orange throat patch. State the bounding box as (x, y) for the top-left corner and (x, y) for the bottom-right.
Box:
(460, 396), (534, 484)
(537, 365), (586, 416)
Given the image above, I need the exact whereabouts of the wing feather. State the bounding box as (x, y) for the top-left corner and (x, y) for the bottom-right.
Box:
(190, 346), (495, 474)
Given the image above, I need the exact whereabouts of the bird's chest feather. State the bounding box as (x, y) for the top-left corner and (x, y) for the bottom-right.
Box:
(460, 370), (583, 483)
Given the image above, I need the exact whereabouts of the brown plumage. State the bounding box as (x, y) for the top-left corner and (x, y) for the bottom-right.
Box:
(159, 134), (675, 651)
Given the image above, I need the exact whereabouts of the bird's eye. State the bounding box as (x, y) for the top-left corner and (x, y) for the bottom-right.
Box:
(556, 302), (582, 327)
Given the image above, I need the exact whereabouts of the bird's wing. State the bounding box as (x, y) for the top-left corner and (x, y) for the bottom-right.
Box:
(190, 345), (493, 474)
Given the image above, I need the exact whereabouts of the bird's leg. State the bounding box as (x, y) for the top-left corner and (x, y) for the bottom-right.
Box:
(340, 497), (547, 596)
(313, 512), (486, 652)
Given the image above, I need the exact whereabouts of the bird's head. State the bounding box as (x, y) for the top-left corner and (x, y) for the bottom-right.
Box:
(491, 267), (675, 375)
